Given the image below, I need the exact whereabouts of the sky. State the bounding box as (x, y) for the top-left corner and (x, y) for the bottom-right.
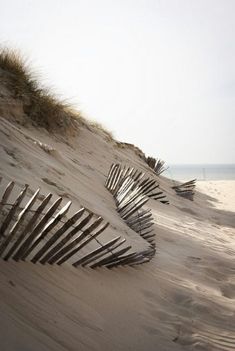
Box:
(0, 0), (234, 164)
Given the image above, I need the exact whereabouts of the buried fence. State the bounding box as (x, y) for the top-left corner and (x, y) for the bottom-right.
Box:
(144, 157), (168, 176)
(0, 177), (152, 268)
(172, 179), (196, 201)
(105, 163), (169, 204)
(105, 163), (168, 252)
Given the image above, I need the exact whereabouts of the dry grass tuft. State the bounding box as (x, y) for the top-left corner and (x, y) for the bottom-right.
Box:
(0, 48), (117, 141)
(0, 48), (83, 133)
(88, 121), (114, 142)
(115, 141), (146, 159)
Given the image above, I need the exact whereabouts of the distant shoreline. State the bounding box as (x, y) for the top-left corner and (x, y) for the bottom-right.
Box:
(165, 164), (235, 181)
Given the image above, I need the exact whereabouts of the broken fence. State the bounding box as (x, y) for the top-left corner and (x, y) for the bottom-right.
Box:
(172, 179), (196, 201)
(0, 177), (151, 268)
(105, 163), (168, 251)
(145, 157), (168, 176)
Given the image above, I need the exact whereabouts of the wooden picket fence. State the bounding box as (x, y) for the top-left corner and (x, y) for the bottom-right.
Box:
(105, 163), (168, 254)
(0, 177), (152, 268)
(145, 157), (168, 176)
(172, 179), (196, 201)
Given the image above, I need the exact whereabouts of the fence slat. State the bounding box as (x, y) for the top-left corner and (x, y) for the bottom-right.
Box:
(48, 216), (103, 265)
(84, 238), (127, 267)
(91, 245), (132, 268)
(35, 208), (85, 264)
(28, 201), (72, 263)
(106, 252), (145, 268)
(44, 213), (93, 264)
(0, 181), (14, 213)
(73, 236), (122, 267)
(12, 193), (52, 261)
(17, 197), (63, 260)
(98, 249), (137, 268)
(57, 222), (109, 265)
(0, 184), (28, 244)
(3, 188), (40, 260)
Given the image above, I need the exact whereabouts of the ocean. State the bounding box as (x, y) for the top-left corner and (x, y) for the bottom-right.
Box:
(164, 164), (235, 181)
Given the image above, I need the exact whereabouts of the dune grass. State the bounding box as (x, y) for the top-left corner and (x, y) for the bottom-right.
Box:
(0, 48), (87, 133)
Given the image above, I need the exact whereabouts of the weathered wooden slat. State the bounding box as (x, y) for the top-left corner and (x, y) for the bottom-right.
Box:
(48, 216), (103, 265)
(84, 238), (127, 267)
(141, 232), (156, 239)
(118, 195), (144, 218)
(117, 189), (142, 212)
(12, 193), (52, 261)
(178, 184), (196, 189)
(146, 157), (167, 175)
(116, 177), (136, 205)
(113, 166), (132, 196)
(121, 197), (149, 220)
(115, 178), (131, 201)
(45, 213), (94, 264)
(153, 195), (167, 200)
(147, 240), (155, 245)
(0, 181), (14, 213)
(91, 245), (132, 268)
(17, 197), (63, 260)
(106, 253), (147, 268)
(110, 165), (122, 192)
(139, 228), (154, 236)
(29, 201), (72, 263)
(3, 188), (40, 260)
(109, 164), (121, 192)
(132, 170), (144, 182)
(129, 218), (153, 231)
(127, 215), (152, 228)
(102, 250), (139, 268)
(172, 179), (196, 201)
(107, 164), (118, 192)
(137, 221), (154, 231)
(117, 189), (146, 213)
(128, 215), (153, 229)
(0, 184), (28, 244)
(130, 169), (140, 182)
(127, 208), (151, 222)
(159, 200), (169, 205)
(105, 252), (140, 266)
(116, 187), (138, 209)
(35, 208), (85, 264)
(73, 236), (122, 267)
(56, 222), (109, 265)
(130, 221), (154, 233)
(139, 178), (156, 193)
(112, 168), (125, 196)
(143, 184), (160, 197)
(174, 188), (193, 194)
(105, 163), (115, 188)
(172, 179), (196, 188)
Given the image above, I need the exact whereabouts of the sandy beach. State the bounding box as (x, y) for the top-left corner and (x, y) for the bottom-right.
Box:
(0, 114), (234, 351)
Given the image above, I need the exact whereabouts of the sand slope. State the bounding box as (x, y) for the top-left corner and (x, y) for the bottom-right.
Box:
(0, 117), (235, 351)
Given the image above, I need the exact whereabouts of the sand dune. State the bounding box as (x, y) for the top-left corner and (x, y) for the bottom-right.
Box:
(0, 114), (234, 351)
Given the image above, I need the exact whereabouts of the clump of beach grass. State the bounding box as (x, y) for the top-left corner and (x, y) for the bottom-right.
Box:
(0, 48), (87, 134)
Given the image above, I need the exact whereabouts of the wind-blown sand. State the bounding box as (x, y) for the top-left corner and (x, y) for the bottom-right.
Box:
(0, 117), (234, 351)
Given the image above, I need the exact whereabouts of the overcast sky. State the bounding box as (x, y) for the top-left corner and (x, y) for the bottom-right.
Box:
(0, 0), (234, 164)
